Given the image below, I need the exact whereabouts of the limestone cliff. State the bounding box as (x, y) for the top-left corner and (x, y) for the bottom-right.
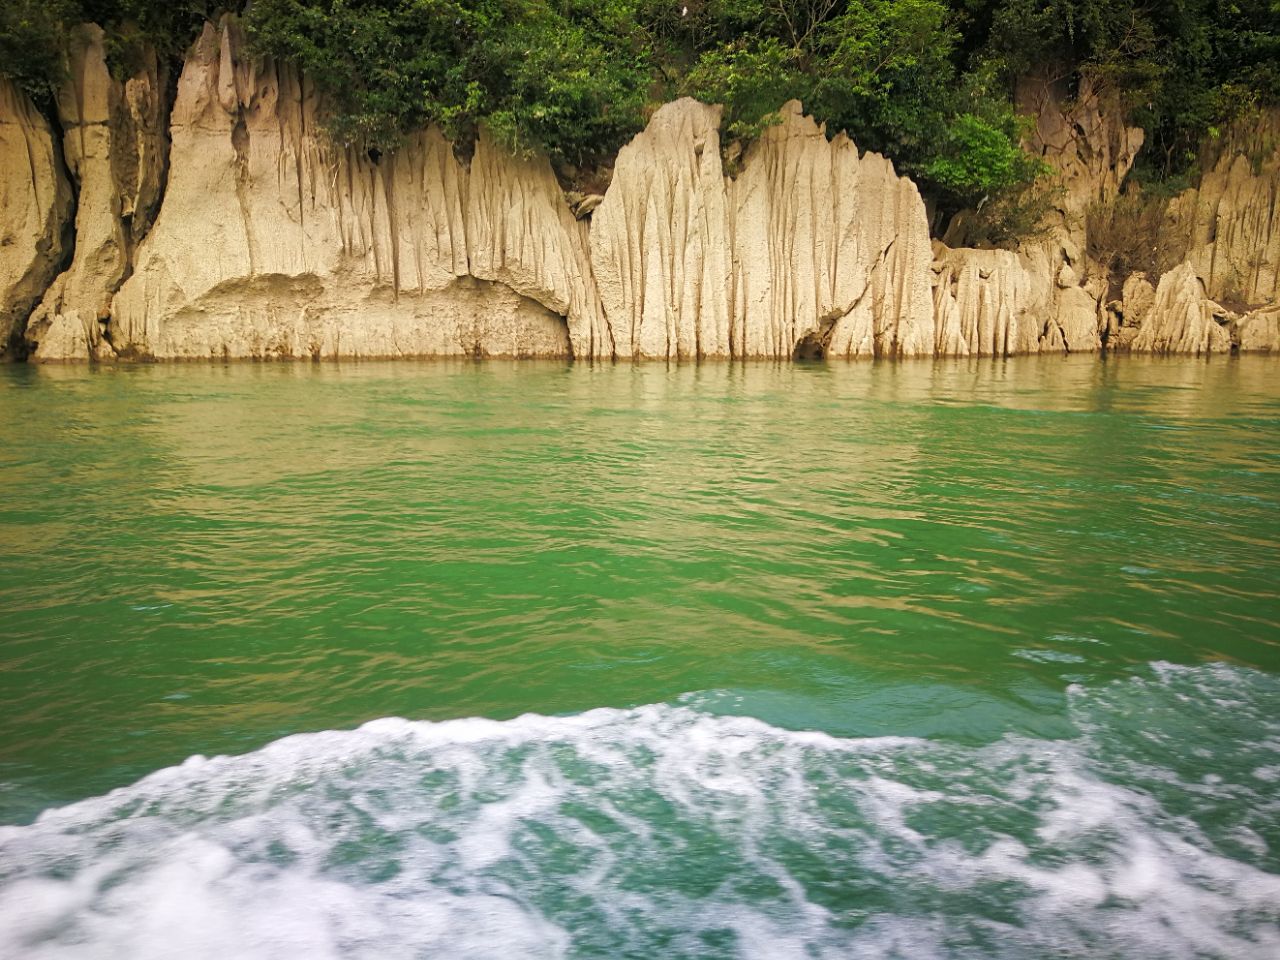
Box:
(930, 77), (1145, 358)
(108, 19), (594, 361)
(589, 99), (731, 360)
(1236, 305), (1280, 352)
(60, 20), (937, 363)
(1124, 262), (1233, 355)
(930, 244), (1046, 357)
(0, 80), (72, 358)
(1105, 109), (1280, 353)
(25, 25), (168, 361)
(1164, 110), (1280, 308)
(5, 18), (1279, 362)
(590, 99), (933, 360)
(731, 103), (933, 360)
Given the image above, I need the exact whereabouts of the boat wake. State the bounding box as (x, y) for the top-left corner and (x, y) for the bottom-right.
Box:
(1, 662), (1278, 959)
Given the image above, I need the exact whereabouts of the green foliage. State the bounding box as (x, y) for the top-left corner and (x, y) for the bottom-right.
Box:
(803, 0), (955, 158)
(2, 0), (1275, 241)
(0, 1), (221, 102)
(681, 37), (801, 140)
(246, 0), (651, 165)
(679, 1), (1042, 213)
(91, 1), (225, 76)
(924, 114), (1036, 197)
(458, 4), (651, 165)
(0, 1), (79, 102)
(967, 0), (1280, 181)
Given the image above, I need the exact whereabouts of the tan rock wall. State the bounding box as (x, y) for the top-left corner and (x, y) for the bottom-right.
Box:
(589, 99), (730, 360)
(1109, 111), (1280, 352)
(6, 19), (1277, 363)
(26, 24), (168, 361)
(1126, 263), (1233, 355)
(103, 36), (936, 364)
(1236, 305), (1280, 352)
(930, 244), (1047, 357)
(1011, 76), (1146, 355)
(105, 18), (596, 361)
(1164, 109), (1280, 308)
(0, 79), (72, 358)
(590, 99), (933, 360)
(731, 103), (934, 360)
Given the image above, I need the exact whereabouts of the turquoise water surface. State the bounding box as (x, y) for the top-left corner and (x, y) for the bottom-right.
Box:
(0, 356), (1278, 958)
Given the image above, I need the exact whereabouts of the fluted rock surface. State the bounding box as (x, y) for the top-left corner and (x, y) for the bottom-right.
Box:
(26, 25), (168, 361)
(589, 100), (730, 359)
(930, 244), (1046, 356)
(0, 80), (72, 358)
(105, 18), (590, 360)
(1013, 77), (1145, 354)
(935, 78), (1144, 359)
(734, 103), (934, 359)
(1127, 263), (1232, 354)
(1165, 110), (1280, 308)
(7, 18), (1277, 363)
(590, 100), (933, 360)
(1105, 111), (1280, 352)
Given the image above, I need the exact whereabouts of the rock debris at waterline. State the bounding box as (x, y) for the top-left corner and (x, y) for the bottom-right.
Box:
(2, 18), (1278, 363)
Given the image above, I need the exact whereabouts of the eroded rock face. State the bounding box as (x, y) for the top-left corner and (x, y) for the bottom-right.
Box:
(932, 78), (1145, 360)
(1236, 305), (1280, 352)
(734, 103), (934, 359)
(26, 24), (168, 361)
(7, 18), (1276, 363)
(1126, 263), (1233, 355)
(1015, 76), (1146, 355)
(590, 99), (933, 360)
(930, 244), (1047, 357)
(100, 18), (595, 361)
(590, 99), (730, 360)
(1018, 77), (1145, 239)
(1106, 111), (1280, 351)
(1165, 109), (1280, 308)
(53, 26), (941, 363)
(0, 80), (72, 359)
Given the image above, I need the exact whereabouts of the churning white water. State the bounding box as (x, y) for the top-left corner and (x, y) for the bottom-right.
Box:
(1, 663), (1278, 960)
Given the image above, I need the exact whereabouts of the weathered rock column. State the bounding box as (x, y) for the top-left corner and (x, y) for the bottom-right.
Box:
(26, 24), (168, 361)
(0, 79), (72, 359)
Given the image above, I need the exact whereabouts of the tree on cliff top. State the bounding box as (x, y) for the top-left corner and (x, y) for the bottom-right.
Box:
(961, 0), (1280, 180)
(2, 0), (1276, 237)
(246, 0), (652, 166)
(0, 1), (222, 101)
(240, 0), (1039, 216)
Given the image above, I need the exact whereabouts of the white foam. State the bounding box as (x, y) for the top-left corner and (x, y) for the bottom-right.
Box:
(1, 666), (1278, 959)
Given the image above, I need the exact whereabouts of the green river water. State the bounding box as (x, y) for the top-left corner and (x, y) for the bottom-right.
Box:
(0, 356), (1278, 958)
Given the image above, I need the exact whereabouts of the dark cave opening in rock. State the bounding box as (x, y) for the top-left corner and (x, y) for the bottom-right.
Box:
(792, 330), (827, 361)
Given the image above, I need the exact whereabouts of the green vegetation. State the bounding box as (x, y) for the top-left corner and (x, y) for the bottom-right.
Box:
(2, 1), (1277, 234)
(959, 0), (1280, 180)
(673, 1), (1047, 213)
(0, 2), (219, 95)
(245, 1), (652, 166)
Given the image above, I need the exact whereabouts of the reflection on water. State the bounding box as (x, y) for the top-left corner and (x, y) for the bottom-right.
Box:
(1, 355), (1278, 824)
